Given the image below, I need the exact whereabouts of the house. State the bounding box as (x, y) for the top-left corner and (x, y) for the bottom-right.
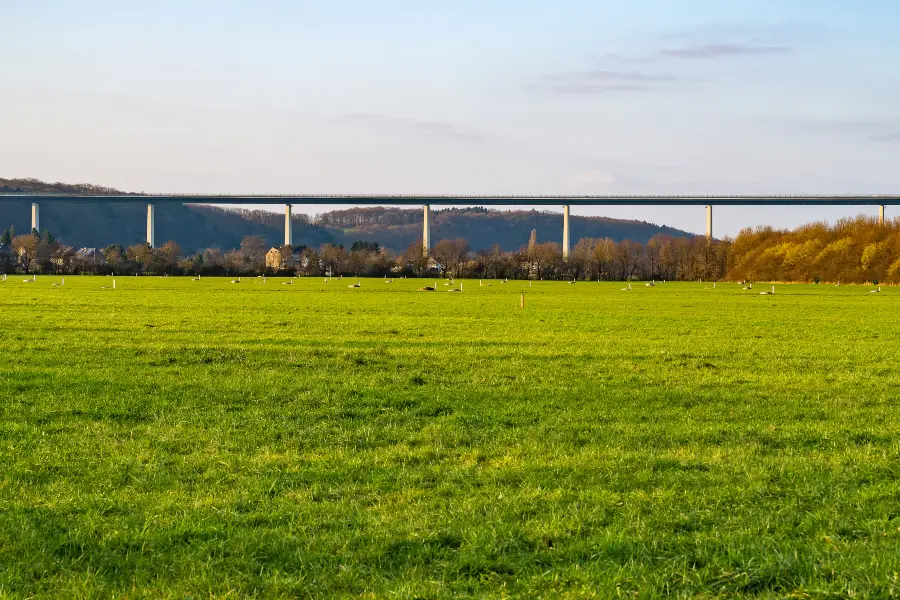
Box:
(50, 246), (76, 269)
(267, 247), (308, 270)
(75, 248), (106, 264)
(70, 248), (106, 271)
(265, 247), (284, 269)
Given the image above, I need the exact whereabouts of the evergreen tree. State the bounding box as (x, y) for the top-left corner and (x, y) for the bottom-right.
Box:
(350, 240), (380, 253)
(0, 228), (11, 246)
(41, 229), (55, 245)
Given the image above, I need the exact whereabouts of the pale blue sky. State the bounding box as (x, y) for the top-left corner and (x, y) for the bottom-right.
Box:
(3, 0), (899, 236)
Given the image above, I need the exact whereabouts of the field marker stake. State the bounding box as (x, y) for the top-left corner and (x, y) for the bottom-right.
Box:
(113, 279), (116, 289)
(520, 293), (525, 309)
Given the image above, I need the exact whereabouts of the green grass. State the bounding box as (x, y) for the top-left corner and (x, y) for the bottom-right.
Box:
(1, 276), (899, 598)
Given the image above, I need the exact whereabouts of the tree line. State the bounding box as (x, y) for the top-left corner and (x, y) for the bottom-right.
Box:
(0, 224), (727, 281)
(3, 216), (896, 282)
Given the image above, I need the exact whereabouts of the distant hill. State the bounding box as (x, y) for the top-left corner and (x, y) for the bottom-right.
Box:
(323, 206), (694, 252)
(1, 178), (695, 252)
(0, 178), (335, 252)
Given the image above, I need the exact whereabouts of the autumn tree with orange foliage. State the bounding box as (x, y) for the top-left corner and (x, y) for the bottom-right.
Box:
(727, 216), (900, 284)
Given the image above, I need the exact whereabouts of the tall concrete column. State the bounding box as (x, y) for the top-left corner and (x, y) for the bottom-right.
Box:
(147, 203), (155, 248)
(31, 203), (40, 232)
(705, 205), (713, 240)
(879, 205), (885, 226)
(562, 205), (570, 258)
(423, 204), (431, 257)
(285, 204), (293, 246)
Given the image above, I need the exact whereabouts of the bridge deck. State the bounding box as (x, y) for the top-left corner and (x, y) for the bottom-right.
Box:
(2, 194), (899, 206)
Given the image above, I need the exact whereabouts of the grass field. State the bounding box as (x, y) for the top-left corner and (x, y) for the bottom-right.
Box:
(1, 275), (899, 598)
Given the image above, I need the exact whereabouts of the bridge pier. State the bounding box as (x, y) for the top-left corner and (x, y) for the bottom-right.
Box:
(423, 204), (431, 257)
(879, 205), (885, 226)
(147, 203), (155, 248)
(706, 205), (713, 240)
(563, 205), (570, 258)
(285, 204), (293, 246)
(31, 203), (39, 233)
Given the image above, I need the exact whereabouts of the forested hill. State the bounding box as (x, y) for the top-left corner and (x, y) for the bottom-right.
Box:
(323, 207), (693, 251)
(1, 178), (693, 252)
(0, 178), (335, 252)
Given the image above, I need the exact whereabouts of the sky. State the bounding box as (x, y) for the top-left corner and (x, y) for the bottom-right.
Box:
(2, 0), (899, 237)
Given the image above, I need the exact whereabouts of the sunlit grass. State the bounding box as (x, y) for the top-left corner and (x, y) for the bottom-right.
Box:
(1, 276), (898, 598)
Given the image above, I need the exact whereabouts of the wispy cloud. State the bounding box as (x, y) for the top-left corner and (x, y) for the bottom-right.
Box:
(808, 119), (895, 133)
(534, 83), (654, 95)
(870, 133), (900, 143)
(570, 169), (617, 187)
(600, 42), (793, 63)
(659, 43), (791, 59)
(529, 69), (680, 95)
(543, 70), (677, 83)
(334, 113), (484, 142)
(795, 119), (900, 144)
(594, 52), (659, 64)
(534, 37), (792, 95)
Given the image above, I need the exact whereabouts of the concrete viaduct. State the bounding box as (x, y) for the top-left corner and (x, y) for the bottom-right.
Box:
(4, 194), (899, 257)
